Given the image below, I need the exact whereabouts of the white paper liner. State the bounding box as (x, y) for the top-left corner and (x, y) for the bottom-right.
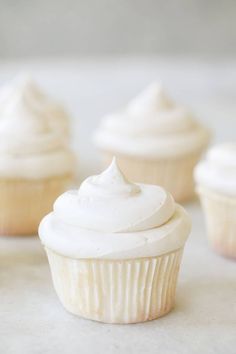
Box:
(46, 247), (184, 324)
(197, 187), (236, 259)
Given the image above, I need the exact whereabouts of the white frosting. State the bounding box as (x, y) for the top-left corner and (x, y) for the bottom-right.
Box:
(0, 75), (74, 179)
(94, 83), (210, 158)
(195, 142), (236, 197)
(39, 159), (191, 259)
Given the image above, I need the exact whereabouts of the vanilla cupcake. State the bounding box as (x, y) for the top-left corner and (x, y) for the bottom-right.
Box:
(195, 143), (236, 259)
(0, 75), (75, 235)
(39, 158), (191, 324)
(94, 83), (210, 202)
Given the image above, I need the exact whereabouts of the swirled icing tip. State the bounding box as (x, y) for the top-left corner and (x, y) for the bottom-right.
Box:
(104, 156), (123, 179)
(96, 156), (133, 186)
(12, 73), (45, 100)
(0, 72), (46, 107)
(127, 82), (174, 114)
(78, 157), (140, 198)
(0, 73), (52, 135)
(110, 156), (118, 168)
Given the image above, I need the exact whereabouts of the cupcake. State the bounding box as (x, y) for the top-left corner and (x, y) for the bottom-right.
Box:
(94, 83), (210, 202)
(39, 158), (191, 324)
(195, 143), (236, 259)
(0, 75), (75, 235)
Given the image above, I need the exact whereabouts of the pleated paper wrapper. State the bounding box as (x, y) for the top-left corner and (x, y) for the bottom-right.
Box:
(198, 186), (236, 259)
(46, 247), (184, 324)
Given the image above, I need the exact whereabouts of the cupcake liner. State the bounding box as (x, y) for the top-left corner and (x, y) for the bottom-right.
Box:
(197, 188), (236, 259)
(0, 175), (72, 236)
(101, 151), (203, 202)
(46, 247), (184, 324)
(197, 186), (236, 259)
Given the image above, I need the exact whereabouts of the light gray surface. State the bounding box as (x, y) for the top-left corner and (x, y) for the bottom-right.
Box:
(0, 0), (235, 58)
(0, 59), (235, 354)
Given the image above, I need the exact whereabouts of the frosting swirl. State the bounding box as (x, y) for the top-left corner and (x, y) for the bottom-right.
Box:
(54, 158), (175, 232)
(94, 83), (210, 158)
(39, 159), (191, 259)
(195, 142), (236, 197)
(0, 75), (74, 179)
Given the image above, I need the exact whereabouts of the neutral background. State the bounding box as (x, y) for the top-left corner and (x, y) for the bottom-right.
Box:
(0, 0), (235, 59)
(0, 57), (236, 354)
(0, 2), (236, 354)
(0, 60), (236, 354)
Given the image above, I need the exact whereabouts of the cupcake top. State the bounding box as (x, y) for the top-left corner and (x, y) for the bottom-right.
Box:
(0, 75), (74, 179)
(94, 83), (210, 158)
(39, 158), (191, 259)
(194, 142), (236, 197)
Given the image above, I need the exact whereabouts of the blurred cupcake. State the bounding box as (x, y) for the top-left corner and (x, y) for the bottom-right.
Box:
(39, 158), (191, 324)
(0, 75), (75, 235)
(94, 83), (210, 202)
(195, 143), (236, 259)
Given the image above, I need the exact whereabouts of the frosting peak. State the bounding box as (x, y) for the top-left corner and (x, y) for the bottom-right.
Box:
(79, 157), (140, 199)
(127, 83), (173, 115)
(0, 73), (69, 129)
(0, 74), (50, 118)
(0, 87), (50, 136)
(0, 74), (74, 179)
(0, 74), (69, 154)
(94, 82), (210, 158)
(8, 74), (45, 101)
